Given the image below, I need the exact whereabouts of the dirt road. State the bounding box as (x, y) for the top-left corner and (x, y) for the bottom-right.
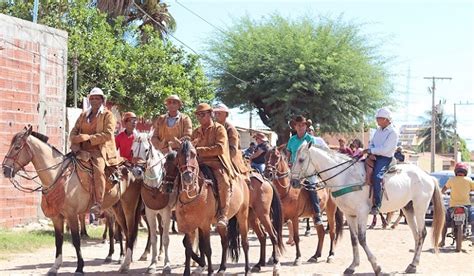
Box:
(1, 219), (473, 275)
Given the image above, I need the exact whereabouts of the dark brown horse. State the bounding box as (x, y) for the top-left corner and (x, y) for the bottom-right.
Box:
(170, 139), (250, 276)
(2, 126), (142, 274)
(264, 145), (343, 265)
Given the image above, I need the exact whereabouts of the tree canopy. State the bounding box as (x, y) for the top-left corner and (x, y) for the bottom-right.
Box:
(1, 0), (213, 118)
(206, 14), (391, 142)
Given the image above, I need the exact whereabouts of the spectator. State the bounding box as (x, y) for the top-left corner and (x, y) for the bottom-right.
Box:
(338, 138), (353, 156)
(394, 146), (405, 162)
(351, 138), (364, 157)
(249, 133), (270, 173)
(243, 142), (256, 159)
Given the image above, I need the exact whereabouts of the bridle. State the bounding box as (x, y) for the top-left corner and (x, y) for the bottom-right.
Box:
(3, 131), (74, 193)
(264, 149), (290, 182)
(177, 145), (202, 204)
(292, 146), (362, 189)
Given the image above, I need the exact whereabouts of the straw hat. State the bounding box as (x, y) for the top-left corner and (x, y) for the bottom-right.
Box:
(164, 94), (183, 105)
(195, 103), (212, 113)
(88, 87), (105, 100)
(213, 103), (230, 113)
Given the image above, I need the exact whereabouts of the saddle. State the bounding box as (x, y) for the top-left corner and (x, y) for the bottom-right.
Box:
(73, 151), (124, 197)
(40, 160), (74, 218)
(199, 164), (219, 200)
(364, 155), (399, 185)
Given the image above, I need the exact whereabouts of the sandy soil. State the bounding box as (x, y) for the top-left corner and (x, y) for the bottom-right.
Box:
(1, 218), (473, 275)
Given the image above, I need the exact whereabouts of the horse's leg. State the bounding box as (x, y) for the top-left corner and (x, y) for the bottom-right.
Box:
(79, 213), (89, 238)
(139, 212), (151, 261)
(343, 215), (360, 275)
(357, 216), (381, 275)
(183, 234), (193, 276)
(216, 221), (229, 272)
(305, 218), (311, 236)
(405, 205), (428, 273)
(101, 215), (108, 242)
(392, 210), (404, 229)
(308, 224), (324, 263)
(47, 216), (64, 276)
(237, 210), (251, 274)
(66, 215), (85, 275)
(202, 228), (214, 275)
(249, 210), (267, 272)
(292, 217), (302, 266)
(161, 208), (172, 274)
(369, 214), (376, 229)
(112, 204), (126, 264)
(380, 213), (388, 229)
(157, 213), (164, 259)
(119, 193), (141, 273)
(104, 212), (115, 263)
(145, 208), (158, 274)
(116, 221), (125, 264)
(324, 201), (337, 263)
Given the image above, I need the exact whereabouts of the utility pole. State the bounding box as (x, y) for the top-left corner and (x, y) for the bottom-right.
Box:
(73, 55), (79, 108)
(453, 101), (474, 163)
(423, 76), (452, 172)
(33, 0), (39, 23)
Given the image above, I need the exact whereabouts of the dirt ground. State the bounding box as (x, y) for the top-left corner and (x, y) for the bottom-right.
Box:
(1, 217), (473, 275)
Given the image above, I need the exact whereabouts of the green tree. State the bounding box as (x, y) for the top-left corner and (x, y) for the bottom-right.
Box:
(96, 0), (176, 41)
(418, 109), (455, 154)
(206, 14), (391, 143)
(1, 0), (213, 118)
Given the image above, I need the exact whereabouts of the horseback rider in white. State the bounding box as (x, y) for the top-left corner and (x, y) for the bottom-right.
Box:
(363, 107), (398, 215)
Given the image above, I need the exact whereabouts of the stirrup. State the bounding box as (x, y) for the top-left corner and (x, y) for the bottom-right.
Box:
(90, 203), (102, 216)
(369, 206), (379, 215)
(216, 216), (228, 228)
(314, 215), (323, 226)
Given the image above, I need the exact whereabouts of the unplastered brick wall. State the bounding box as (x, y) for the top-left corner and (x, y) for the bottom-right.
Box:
(0, 14), (67, 228)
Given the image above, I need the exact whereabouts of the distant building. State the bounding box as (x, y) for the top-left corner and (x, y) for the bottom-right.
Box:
(398, 124), (428, 150)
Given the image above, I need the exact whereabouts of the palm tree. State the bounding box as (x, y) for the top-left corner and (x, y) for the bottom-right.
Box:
(418, 109), (455, 154)
(96, 0), (176, 41)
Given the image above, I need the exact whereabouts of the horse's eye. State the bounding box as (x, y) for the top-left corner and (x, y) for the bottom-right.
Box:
(298, 157), (304, 163)
(14, 145), (21, 150)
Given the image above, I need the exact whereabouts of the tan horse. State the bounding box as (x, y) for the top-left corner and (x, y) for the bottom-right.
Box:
(1, 126), (142, 274)
(169, 139), (250, 276)
(264, 146), (343, 265)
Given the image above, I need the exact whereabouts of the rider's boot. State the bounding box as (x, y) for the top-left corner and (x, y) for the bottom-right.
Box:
(308, 189), (322, 225)
(217, 185), (231, 228)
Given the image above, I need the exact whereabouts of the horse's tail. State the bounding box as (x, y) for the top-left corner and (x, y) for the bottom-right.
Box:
(228, 216), (240, 262)
(431, 179), (445, 253)
(334, 207), (344, 243)
(270, 182), (284, 252)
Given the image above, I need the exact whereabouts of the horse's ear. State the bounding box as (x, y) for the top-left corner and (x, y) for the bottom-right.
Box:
(308, 141), (313, 149)
(26, 125), (33, 136)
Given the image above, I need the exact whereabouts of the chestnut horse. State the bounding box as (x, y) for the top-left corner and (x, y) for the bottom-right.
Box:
(2, 126), (142, 274)
(264, 145), (343, 265)
(170, 139), (250, 276)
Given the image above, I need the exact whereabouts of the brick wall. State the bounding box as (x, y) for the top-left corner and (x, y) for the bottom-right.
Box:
(0, 14), (67, 228)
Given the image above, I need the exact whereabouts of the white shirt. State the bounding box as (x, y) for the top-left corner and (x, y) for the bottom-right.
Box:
(369, 124), (398, 158)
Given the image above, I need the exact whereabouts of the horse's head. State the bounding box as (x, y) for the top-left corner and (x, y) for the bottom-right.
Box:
(289, 141), (314, 188)
(263, 144), (288, 179)
(2, 126), (34, 178)
(133, 133), (167, 188)
(176, 138), (199, 188)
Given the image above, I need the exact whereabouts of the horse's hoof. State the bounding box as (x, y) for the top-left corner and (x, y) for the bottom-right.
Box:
(163, 265), (172, 274)
(304, 230), (311, 236)
(47, 272), (57, 276)
(343, 268), (355, 274)
(74, 272), (84, 276)
(192, 265), (206, 274)
(327, 256), (334, 263)
(307, 256), (318, 263)
(374, 265), (382, 275)
(251, 265), (261, 273)
(146, 266), (156, 274)
(273, 262), (281, 273)
(104, 256), (112, 264)
(118, 265), (129, 274)
(138, 255), (148, 261)
(293, 258), (301, 266)
(405, 264), (416, 273)
(267, 257), (274, 265)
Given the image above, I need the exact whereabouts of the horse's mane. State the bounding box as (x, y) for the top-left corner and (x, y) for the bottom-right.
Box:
(31, 131), (49, 143)
(182, 139), (191, 158)
(300, 140), (354, 163)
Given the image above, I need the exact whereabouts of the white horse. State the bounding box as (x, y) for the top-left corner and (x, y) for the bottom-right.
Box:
(132, 132), (176, 274)
(290, 141), (445, 275)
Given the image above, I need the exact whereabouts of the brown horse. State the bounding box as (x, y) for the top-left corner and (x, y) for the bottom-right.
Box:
(264, 145), (343, 265)
(169, 139), (250, 276)
(1, 126), (142, 274)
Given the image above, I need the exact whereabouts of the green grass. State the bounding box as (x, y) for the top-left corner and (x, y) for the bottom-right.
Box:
(0, 225), (106, 259)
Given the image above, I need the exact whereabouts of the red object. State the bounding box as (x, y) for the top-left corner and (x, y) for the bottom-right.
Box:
(453, 207), (465, 214)
(115, 131), (135, 161)
(454, 162), (468, 175)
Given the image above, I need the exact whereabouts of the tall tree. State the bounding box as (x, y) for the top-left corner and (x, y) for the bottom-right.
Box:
(206, 14), (391, 143)
(418, 109), (455, 154)
(96, 0), (176, 41)
(0, 0), (212, 118)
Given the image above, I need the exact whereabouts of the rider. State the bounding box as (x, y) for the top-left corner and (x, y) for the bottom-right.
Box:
(151, 95), (192, 154)
(192, 103), (236, 228)
(363, 107), (398, 215)
(286, 115), (329, 225)
(213, 103), (250, 175)
(115, 112), (137, 162)
(249, 132), (270, 174)
(440, 162), (474, 244)
(70, 87), (121, 215)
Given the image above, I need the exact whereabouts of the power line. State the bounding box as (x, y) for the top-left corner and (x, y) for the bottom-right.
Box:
(132, 0), (248, 85)
(175, 0), (228, 36)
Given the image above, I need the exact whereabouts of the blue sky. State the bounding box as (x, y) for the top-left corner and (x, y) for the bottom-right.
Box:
(166, 0), (474, 149)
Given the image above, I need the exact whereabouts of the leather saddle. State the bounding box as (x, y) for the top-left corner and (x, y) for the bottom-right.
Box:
(364, 155), (399, 185)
